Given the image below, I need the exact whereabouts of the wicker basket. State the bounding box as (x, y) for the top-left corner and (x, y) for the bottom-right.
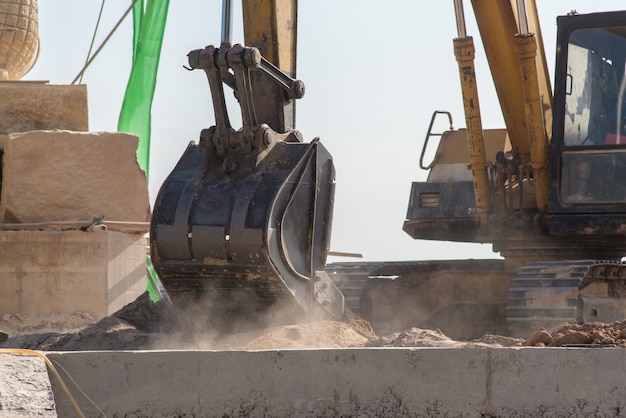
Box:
(0, 0), (39, 80)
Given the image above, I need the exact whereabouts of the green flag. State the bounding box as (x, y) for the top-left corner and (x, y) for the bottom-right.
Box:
(118, 0), (170, 177)
(131, 0), (144, 59)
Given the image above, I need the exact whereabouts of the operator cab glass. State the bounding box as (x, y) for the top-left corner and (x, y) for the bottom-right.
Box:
(560, 25), (626, 204)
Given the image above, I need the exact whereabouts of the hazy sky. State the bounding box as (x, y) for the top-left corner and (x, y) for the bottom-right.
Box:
(26, 1), (625, 262)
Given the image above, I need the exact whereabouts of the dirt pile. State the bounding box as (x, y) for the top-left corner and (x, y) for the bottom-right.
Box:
(0, 293), (377, 351)
(2, 292), (625, 351)
(365, 328), (523, 348)
(525, 321), (626, 347)
(0, 292), (518, 351)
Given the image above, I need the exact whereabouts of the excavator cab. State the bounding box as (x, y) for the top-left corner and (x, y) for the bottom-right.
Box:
(150, 1), (343, 328)
(549, 11), (626, 236)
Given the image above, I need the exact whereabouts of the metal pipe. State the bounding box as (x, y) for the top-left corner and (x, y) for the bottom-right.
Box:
(221, 0), (234, 45)
(516, 0), (529, 35)
(616, 73), (626, 144)
(453, 0), (467, 39)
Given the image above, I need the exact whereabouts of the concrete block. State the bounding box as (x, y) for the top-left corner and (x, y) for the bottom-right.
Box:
(46, 348), (626, 417)
(0, 130), (150, 223)
(0, 230), (147, 318)
(0, 353), (56, 417)
(0, 82), (87, 135)
(48, 349), (490, 417)
(489, 348), (626, 416)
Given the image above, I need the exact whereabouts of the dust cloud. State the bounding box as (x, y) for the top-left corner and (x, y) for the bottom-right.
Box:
(5, 291), (625, 351)
(0, 293), (376, 351)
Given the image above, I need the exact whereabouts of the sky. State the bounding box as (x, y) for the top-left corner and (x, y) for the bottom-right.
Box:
(25, 1), (625, 262)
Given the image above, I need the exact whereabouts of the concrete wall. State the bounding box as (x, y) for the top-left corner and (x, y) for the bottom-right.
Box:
(0, 230), (147, 318)
(48, 347), (626, 417)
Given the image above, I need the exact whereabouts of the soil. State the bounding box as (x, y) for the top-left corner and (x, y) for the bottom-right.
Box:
(2, 292), (625, 351)
(524, 321), (626, 347)
(0, 292), (526, 351)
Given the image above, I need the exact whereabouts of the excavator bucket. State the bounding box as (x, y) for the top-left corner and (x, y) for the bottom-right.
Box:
(150, 41), (344, 328)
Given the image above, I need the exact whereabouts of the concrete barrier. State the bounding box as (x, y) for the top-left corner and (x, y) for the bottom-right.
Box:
(46, 347), (626, 417)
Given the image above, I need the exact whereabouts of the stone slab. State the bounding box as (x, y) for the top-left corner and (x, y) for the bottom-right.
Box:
(0, 230), (147, 319)
(0, 130), (150, 223)
(0, 82), (88, 136)
(47, 347), (626, 417)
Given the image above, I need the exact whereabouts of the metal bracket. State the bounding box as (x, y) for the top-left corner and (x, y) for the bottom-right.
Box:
(187, 43), (306, 171)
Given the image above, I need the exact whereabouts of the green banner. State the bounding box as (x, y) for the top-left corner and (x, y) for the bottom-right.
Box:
(132, 0), (144, 59)
(118, 0), (170, 177)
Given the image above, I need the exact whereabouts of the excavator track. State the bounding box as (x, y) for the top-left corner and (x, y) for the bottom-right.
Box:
(326, 262), (384, 316)
(507, 260), (626, 338)
(329, 259), (511, 340)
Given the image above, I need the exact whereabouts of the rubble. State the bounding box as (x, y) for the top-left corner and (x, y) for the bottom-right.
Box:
(524, 321), (626, 347)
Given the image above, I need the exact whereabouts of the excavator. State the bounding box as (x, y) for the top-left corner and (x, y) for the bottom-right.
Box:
(150, 0), (626, 337)
(397, 1), (626, 338)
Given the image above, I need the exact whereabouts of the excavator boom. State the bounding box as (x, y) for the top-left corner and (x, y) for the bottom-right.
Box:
(471, 0), (553, 159)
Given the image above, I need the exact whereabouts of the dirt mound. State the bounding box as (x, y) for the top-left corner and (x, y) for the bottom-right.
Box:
(4, 293), (624, 351)
(0, 293), (515, 351)
(525, 321), (626, 347)
(0, 292), (168, 351)
(0, 293), (374, 351)
(227, 320), (368, 350)
(2, 316), (152, 351)
(365, 328), (524, 348)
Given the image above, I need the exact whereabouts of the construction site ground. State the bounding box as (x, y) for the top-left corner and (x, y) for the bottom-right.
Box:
(3, 293), (626, 416)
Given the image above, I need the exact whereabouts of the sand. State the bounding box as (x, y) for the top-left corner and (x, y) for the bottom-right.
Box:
(0, 292), (530, 351)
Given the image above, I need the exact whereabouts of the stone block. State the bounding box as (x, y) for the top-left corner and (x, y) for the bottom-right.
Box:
(0, 82), (88, 135)
(0, 230), (147, 319)
(0, 130), (150, 223)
